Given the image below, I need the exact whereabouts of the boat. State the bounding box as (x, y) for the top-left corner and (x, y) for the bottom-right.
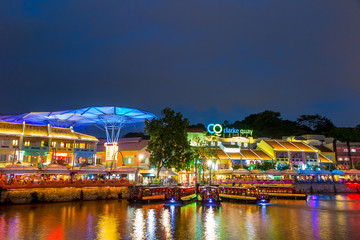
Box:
(128, 185), (167, 204)
(219, 186), (270, 204)
(164, 186), (197, 205)
(256, 184), (307, 200)
(198, 186), (221, 205)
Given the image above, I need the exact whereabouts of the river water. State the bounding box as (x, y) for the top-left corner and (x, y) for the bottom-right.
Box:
(1, 194), (360, 240)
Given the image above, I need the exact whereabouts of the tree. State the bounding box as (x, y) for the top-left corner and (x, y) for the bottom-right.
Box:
(297, 114), (335, 133)
(258, 161), (275, 171)
(191, 136), (219, 182)
(145, 108), (193, 178)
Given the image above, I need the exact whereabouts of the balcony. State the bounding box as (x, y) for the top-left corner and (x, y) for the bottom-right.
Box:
(74, 148), (96, 157)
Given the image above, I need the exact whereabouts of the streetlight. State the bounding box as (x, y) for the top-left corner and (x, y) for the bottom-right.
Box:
(208, 160), (212, 186)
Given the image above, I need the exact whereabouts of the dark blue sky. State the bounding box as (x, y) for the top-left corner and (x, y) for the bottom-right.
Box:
(1, 0), (359, 127)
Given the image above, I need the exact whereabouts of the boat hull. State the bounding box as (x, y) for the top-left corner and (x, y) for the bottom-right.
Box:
(164, 193), (197, 205)
(219, 194), (270, 204)
(267, 193), (307, 200)
(127, 195), (165, 204)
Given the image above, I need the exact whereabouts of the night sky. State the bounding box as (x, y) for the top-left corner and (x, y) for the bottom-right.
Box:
(1, 1), (359, 127)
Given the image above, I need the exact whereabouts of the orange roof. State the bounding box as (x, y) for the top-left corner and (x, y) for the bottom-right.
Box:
(253, 150), (273, 160)
(215, 149), (229, 159)
(313, 145), (333, 153)
(241, 149), (259, 159)
(265, 140), (288, 151)
(279, 141), (302, 151)
(265, 140), (316, 152)
(227, 152), (242, 159)
(291, 141), (316, 152)
(319, 154), (332, 163)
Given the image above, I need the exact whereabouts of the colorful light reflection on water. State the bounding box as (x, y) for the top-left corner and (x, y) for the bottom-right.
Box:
(1, 194), (360, 239)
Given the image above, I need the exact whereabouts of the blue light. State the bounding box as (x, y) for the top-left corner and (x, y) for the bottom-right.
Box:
(170, 198), (175, 203)
(209, 198), (213, 203)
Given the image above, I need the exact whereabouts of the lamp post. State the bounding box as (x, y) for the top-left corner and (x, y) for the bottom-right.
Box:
(208, 160), (212, 186)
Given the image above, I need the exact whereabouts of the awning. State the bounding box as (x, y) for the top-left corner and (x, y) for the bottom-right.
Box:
(345, 169), (360, 175)
(0, 163), (39, 174)
(214, 169), (233, 175)
(159, 169), (178, 177)
(331, 170), (344, 175)
(281, 169), (298, 176)
(108, 166), (135, 175)
(74, 165), (105, 174)
(265, 169), (282, 175)
(297, 169), (316, 175)
(39, 164), (69, 174)
(250, 169), (265, 175)
(232, 168), (250, 175)
(140, 173), (156, 178)
(315, 170), (331, 175)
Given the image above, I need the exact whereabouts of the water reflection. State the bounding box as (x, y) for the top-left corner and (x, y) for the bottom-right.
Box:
(160, 208), (172, 239)
(0, 195), (360, 239)
(96, 214), (120, 240)
(204, 207), (218, 240)
(132, 208), (145, 240)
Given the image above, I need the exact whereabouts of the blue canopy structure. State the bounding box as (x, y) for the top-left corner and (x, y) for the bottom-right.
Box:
(0, 106), (157, 143)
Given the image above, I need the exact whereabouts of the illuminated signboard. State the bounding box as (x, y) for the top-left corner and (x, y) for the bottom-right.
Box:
(105, 143), (118, 161)
(207, 123), (253, 136)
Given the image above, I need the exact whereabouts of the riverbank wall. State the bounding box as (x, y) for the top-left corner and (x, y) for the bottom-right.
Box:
(0, 186), (129, 205)
(295, 183), (359, 194)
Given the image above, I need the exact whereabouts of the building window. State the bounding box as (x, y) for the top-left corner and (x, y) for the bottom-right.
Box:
(243, 143), (248, 148)
(51, 142), (56, 147)
(66, 143), (71, 148)
(126, 156), (134, 164)
(24, 141), (30, 146)
(0, 155), (6, 162)
(140, 157), (148, 164)
(343, 149), (348, 152)
(12, 139), (18, 146)
(351, 148), (356, 152)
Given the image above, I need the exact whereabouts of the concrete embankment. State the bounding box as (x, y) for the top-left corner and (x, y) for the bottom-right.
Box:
(295, 184), (359, 194)
(0, 186), (129, 205)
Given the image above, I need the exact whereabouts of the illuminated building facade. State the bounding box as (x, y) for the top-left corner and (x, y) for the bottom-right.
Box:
(0, 121), (98, 167)
(256, 140), (332, 170)
(96, 137), (150, 169)
(335, 142), (360, 169)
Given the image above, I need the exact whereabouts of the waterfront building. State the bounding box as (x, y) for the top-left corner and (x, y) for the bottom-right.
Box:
(335, 142), (360, 169)
(188, 128), (273, 174)
(256, 140), (332, 170)
(0, 121), (98, 167)
(96, 137), (150, 169)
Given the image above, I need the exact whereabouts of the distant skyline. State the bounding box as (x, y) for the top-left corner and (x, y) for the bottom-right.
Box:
(1, 1), (359, 127)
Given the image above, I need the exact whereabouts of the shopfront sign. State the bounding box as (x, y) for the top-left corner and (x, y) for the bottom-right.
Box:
(207, 123), (253, 136)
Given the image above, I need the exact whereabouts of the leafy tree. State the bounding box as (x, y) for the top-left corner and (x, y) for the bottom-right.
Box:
(122, 132), (149, 139)
(192, 136), (219, 181)
(258, 161), (275, 171)
(354, 162), (360, 170)
(276, 163), (290, 171)
(297, 114), (335, 134)
(188, 123), (206, 130)
(145, 108), (193, 177)
(323, 163), (337, 171)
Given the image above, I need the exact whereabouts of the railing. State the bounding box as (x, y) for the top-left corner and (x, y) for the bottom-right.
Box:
(214, 179), (295, 185)
(0, 179), (134, 190)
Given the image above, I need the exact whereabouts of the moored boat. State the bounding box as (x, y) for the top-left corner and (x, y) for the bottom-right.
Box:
(164, 186), (197, 205)
(256, 185), (307, 200)
(128, 185), (167, 204)
(198, 186), (221, 205)
(219, 186), (270, 204)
